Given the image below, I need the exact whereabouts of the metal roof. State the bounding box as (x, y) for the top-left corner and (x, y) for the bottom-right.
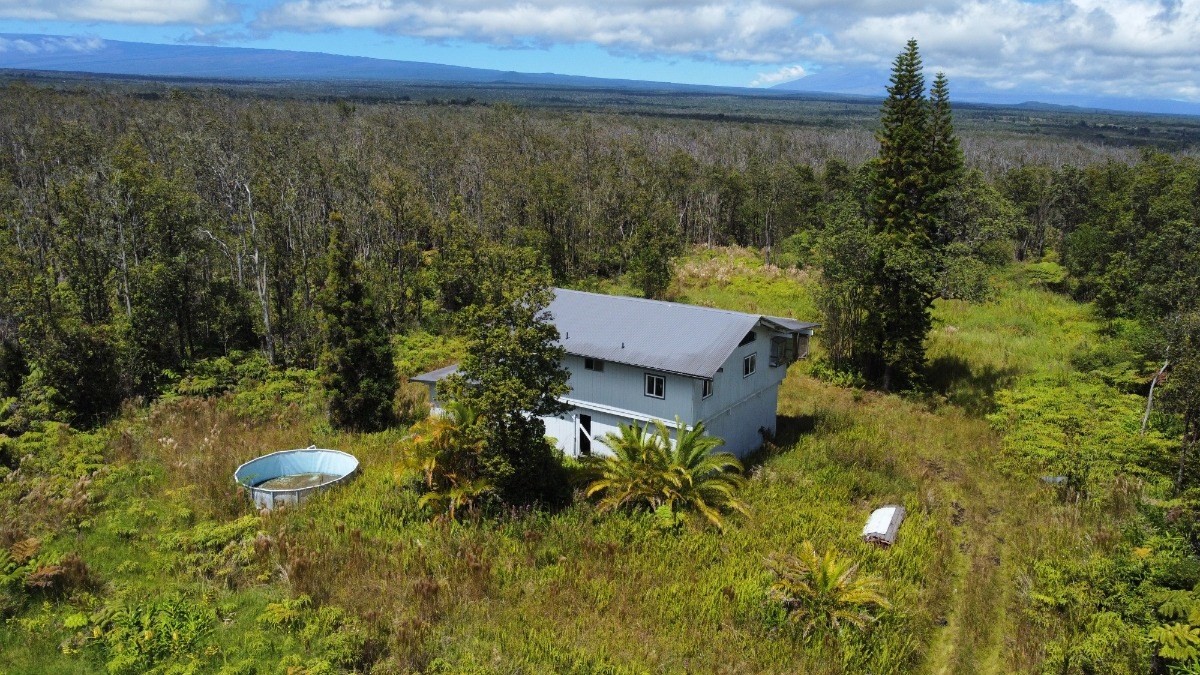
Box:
(548, 288), (816, 379)
(410, 290), (819, 383)
(410, 363), (460, 383)
(764, 315), (822, 333)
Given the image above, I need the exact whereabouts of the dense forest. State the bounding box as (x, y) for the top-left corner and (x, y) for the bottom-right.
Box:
(0, 71), (1194, 428)
(1, 42), (1200, 672)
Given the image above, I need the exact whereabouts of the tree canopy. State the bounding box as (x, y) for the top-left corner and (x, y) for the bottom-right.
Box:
(440, 246), (571, 504)
(317, 214), (398, 432)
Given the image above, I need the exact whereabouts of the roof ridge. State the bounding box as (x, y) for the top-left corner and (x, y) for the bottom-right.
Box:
(552, 287), (792, 322)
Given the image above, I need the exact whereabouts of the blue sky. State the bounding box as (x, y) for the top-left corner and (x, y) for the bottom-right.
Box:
(1, 0), (1198, 101)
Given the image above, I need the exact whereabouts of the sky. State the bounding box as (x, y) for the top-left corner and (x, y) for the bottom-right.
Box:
(0, 0), (1198, 102)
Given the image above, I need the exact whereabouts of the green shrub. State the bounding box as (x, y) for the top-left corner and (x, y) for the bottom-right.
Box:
(84, 592), (216, 673)
(159, 515), (266, 587)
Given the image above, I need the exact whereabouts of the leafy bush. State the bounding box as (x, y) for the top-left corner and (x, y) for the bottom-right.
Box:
(224, 367), (322, 422)
(988, 373), (1176, 490)
(82, 592), (216, 674)
(171, 351), (270, 398)
(939, 245), (994, 302)
(400, 401), (494, 519)
(158, 515), (267, 587)
(0, 423), (109, 540)
(261, 595), (370, 670)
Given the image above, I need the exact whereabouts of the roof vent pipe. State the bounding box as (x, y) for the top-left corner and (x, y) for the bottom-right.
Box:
(621, 342), (625, 348)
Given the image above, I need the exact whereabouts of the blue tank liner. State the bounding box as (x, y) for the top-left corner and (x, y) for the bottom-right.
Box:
(234, 447), (359, 511)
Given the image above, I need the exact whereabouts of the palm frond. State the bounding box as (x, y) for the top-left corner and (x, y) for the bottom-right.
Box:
(768, 542), (890, 640)
(585, 418), (748, 530)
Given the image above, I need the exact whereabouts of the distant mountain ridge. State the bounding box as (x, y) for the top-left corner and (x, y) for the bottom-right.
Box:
(1, 33), (1197, 116)
(0, 33), (763, 94)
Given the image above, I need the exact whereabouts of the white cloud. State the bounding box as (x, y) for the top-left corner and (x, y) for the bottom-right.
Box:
(751, 64), (807, 86)
(255, 1), (803, 62)
(0, 0), (239, 25)
(0, 35), (104, 53)
(9, 0), (1200, 102)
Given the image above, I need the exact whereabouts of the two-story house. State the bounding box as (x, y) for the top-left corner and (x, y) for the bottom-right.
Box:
(413, 288), (818, 458)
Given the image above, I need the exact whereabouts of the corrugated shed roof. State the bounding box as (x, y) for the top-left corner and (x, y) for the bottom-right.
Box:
(548, 288), (813, 379)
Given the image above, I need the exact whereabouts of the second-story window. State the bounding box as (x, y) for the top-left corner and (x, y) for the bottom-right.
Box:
(584, 357), (604, 372)
(743, 353), (757, 378)
(702, 378), (713, 399)
(645, 373), (665, 399)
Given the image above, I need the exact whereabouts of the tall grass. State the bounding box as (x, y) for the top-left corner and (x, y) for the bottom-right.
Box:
(927, 263), (1096, 414)
(0, 247), (1137, 673)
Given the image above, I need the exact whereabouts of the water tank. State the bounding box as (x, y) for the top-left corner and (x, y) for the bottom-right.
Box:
(233, 447), (359, 511)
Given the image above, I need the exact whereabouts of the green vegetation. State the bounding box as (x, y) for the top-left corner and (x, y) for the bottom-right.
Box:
(585, 419), (748, 531)
(767, 541), (892, 639)
(1, 52), (1199, 673)
(402, 401), (492, 519)
(0, 243), (1182, 673)
(318, 216), (398, 432)
(439, 249), (571, 505)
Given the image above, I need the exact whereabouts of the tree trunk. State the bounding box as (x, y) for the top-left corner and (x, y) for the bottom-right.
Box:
(1142, 359), (1169, 435)
(244, 184), (275, 364)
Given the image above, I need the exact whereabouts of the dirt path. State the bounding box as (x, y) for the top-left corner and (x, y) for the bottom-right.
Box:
(921, 424), (1022, 674)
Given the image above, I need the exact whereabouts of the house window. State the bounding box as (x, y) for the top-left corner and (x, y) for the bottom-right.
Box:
(743, 354), (757, 378)
(584, 357), (604, 372)
(739, 330), (757, 347)
(644, 373), (665, 399)
(702, 378), (713, 399)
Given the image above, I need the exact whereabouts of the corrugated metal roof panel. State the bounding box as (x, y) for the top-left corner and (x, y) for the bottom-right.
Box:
(550, 289), (765, 379)
(764, 316), (821, 333)
(410, 363), (460, 383)
(411, 289), (819, 383)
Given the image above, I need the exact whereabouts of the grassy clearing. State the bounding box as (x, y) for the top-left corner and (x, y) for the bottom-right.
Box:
(927, 262), (1096, 414)
(0, 247), (1142, 673)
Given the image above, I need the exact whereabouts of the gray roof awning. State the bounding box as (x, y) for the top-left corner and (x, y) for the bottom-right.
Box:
(410, 363), (460, 384)
(763, 316), (820, 333)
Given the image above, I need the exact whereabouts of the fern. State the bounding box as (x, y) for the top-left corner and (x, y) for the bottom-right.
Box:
(1158, 590), (1198, 620)
(1151, 622), (1200, 662)
(259, 595), (313, 629)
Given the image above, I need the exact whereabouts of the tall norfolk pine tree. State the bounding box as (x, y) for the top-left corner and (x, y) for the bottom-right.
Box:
(826, 39), (965, 390)
(318, 214), (398, 432)
(874, 39), (931, 241)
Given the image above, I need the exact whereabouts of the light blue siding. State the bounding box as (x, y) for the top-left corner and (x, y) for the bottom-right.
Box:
(694, 326), (788, 425)
(700, 389), (779, 458)
(543, 339), (790, 458)
(561, 355), (695, 424)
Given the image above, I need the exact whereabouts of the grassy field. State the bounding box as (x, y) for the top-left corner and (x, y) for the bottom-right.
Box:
(0, 247), (1160, 673)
